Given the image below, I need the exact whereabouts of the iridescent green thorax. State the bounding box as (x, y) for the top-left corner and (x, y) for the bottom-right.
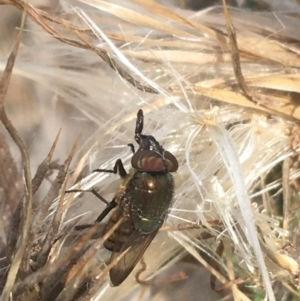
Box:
(122, 169), (174, 234)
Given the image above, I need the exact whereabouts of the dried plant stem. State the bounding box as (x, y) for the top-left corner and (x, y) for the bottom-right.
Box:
(0, 12), (33, 301)
(74, 246), (130, 301)
(221, 0), (294, 123)
(51, 135), (82, 235)
(221, 3), (276, 300)
(222, 0), (254, 103)
(13, 215), (112, 297)
(31, 129), (61, 195)
(135, 257), (187, 286)
(1, 0), (158, 94)
(261, 237), (299, 277)
(210, 240), (225, 292)
(55, 218), (125, 301)
(282, 157), (292, 231)
(160, 220), (223, 232)
(0, 131), (23, 217)
(70, 27), (158, 94)
(36, 135), (82, 270)
(224, 239), (251, 301)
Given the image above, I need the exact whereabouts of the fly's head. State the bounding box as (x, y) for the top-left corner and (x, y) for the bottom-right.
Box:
(131, 110), (178, 173)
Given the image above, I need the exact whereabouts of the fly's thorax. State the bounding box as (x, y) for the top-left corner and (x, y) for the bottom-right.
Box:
(131, 170), (174, 192)
(125, 170), (175, 234)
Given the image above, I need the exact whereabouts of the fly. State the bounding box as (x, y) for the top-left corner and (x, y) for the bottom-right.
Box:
(74, 109), (178, 286)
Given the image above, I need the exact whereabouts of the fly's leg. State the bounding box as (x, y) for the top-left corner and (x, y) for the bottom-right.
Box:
(93, 158), (127, 178)
(66, 159), (127, 205)
(54, 197), (116, 243)
(67, 189), (110, 205)
(65, 189), (116, 231)
(66, 158), (127, 230)
(74, 198), (117, 231)
(128, 143), (135, 154)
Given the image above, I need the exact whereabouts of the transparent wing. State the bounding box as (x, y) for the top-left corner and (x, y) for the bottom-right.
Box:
(109, 229), (159, 286)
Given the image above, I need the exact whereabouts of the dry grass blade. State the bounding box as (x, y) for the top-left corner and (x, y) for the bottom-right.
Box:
(222, 0), (254, 103)
(50, 134), (82, 235)
(160, 220), (223, 232)
(223, 239), (251, 301)
(262, 240), (299, 277)
(131, 0), (227, 44)
(4, 0), (300, 123)
(0, 131), (23, 221)
(220, 0), (300, 124)
(16, 4), (92, 34)
(71, 29), (158, 94)
(57, 258), (106, 301)
(135, 257), (187, 286)
(172, 86), (272, 116)
(282, 282), (300, 298)
(13, 209), (107, 298)
(210, 240), (225, 292)
(36, 135), (82, 269)
(172, 233), (228, 286)
(73, 246), (130, 301)
(55, 218), (124, 301)
(80, 0), (197, 39)
(32, 163), (66, 240)
(25, 163), (66, 271)
(6, 201), (22, 262)
(2, 0), (159, 94)
(39, 219), (123, 300)
(0, 131), (22, 291)
(282, 157), (292, 231)
(31, 129), (61, 196)
(0, 11), (33, 301)
(38, 244), (90, 301)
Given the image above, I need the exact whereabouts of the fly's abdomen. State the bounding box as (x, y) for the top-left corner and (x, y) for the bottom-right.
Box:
(103, 206), (134, 252)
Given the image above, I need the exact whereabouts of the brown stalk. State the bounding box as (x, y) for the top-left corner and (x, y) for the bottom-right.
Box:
(282, 157), (292, 231)
(73, 246), (130, 301)
(221, 0), (292, 123)
(0, 11), (33, 301)
(70, 29), (158, 94)
(20, 130), (61, 272)
(23, 163), (66, 271)
(55, 218), (124, 301)
(0, 131), (23, 222)
(51, 135), (82, 234)
(135, 257), (187, 286)
(13, 206), (109, 298)
(210, 240), (225, 292)
(31, 129), (61, 196)
(160, 220), (223, 233)
(36, 135), (82, 269)
(222, 0), (254, 103)
(2, 0), (159, 94)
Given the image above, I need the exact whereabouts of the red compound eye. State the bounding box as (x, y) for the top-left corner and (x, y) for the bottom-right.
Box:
(131, 150), (178, 172)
